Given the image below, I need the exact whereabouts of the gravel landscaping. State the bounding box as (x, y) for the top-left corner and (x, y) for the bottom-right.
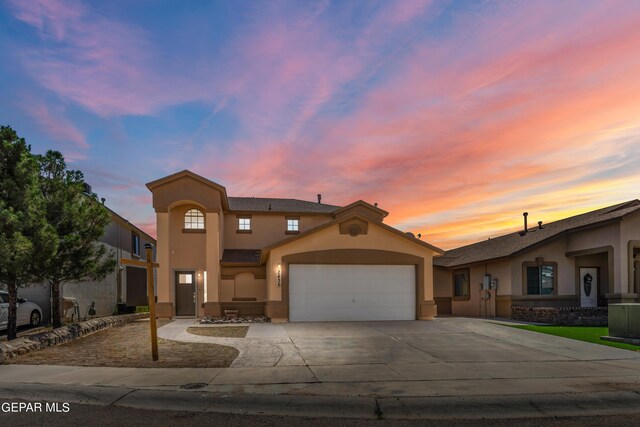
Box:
(187, 326), (248, 338)
(6, 319), (239, 368)
(198, 315), (270, 324)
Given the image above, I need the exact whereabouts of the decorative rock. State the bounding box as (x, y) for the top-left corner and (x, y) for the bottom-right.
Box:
(198, 315), (270, 324)
(0, 312), (149, 364)
(511, 306), (608, 326)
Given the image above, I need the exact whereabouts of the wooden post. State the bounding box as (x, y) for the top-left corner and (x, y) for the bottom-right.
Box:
(122, 243), (160, 361)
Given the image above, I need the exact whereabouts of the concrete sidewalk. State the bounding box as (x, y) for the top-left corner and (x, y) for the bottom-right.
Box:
(1, 317), (639, 419)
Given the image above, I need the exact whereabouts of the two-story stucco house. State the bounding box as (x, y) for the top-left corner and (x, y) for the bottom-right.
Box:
(146, 170), (443, 322)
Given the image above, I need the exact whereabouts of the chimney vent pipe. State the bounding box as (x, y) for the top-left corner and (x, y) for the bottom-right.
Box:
(317, 194), (322, 204)
(523, 212), (528, 233)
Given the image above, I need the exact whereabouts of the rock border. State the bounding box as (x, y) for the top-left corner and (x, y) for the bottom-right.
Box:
(0, 313), (149, 364)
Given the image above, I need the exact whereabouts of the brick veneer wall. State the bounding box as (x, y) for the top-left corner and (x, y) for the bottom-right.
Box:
(0, 312), (149, 364)
(511, 306), (608, 326)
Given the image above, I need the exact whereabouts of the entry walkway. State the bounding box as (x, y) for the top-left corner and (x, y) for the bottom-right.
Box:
(1, 317), (639, 404)
(157, 320), (305, 367)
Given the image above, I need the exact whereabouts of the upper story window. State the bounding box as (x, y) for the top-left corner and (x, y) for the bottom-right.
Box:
(525, 263), (555, 295)
(237, 216), (252, 233)
(453, 269), (470, 300)
(131, 232), (140, 257)
(184, 209), (205, 230)
(286, 218), (299, 234)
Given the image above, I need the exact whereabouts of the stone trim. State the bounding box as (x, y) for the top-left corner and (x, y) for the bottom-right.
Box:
(0, 313), (149, 364)
(511, 306), (607, 326)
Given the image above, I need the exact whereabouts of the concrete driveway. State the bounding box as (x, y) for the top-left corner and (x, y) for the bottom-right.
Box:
(2, 317), (640, 419)
(152, 316), (640, 397)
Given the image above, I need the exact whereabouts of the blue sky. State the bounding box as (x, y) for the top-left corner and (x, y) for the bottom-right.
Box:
(2, 0), (640, 248)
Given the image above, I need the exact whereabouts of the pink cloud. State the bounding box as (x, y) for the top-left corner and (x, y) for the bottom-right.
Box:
(29, 102), (87, 148)
(194, 0), (640, 248)
(9, 0), (209, 116)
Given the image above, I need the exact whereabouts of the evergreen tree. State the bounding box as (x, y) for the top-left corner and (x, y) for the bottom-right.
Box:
(0, 127), (56, 340)
(37, 150), (116, 328)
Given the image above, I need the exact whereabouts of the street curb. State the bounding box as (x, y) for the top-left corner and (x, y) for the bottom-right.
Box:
(2, 383), (640, 420)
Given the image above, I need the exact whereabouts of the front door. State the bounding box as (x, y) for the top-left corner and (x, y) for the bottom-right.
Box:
(175, 272), (196, 316)
(579, 267), (598, 308)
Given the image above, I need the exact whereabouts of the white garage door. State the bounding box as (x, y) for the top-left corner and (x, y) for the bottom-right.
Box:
(289, 264), (416, 322)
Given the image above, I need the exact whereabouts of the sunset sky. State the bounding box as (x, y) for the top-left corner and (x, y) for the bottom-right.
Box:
(1, 0), (639, 249)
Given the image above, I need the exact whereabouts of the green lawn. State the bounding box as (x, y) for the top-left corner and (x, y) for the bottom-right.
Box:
(505, 324), (640, 351)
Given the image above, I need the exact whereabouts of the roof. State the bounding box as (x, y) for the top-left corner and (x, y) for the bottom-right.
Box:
(221, 249), (261, 264)
(146, 170), (230, 211)
(228, 197), (340, 214)
(333, 200), (389, 219)
(434, 200), (640, 268)
(261, 212), (444, 263)
(105, 205), (156, 243)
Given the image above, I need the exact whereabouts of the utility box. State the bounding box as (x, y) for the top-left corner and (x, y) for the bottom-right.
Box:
(608, 304), (640, 338)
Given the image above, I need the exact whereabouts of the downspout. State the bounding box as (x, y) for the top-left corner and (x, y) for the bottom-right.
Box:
(629, 240), (640, 295)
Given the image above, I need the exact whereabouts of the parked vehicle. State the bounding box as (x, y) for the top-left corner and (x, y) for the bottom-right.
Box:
(0, 290), (43, 331)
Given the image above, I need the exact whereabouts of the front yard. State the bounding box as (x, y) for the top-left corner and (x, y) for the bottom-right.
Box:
(507, 324), (640, 351)
(6, 319), (238, 368)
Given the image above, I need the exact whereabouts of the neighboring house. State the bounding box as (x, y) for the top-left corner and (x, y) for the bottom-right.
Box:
(62, 205), (157, 319)
(146, 170), (443, 322)
(434, 200), (640, 317)
(1, 204), (156, 324)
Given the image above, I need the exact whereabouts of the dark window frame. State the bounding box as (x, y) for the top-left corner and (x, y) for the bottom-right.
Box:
(285, 216), (300, 235)
(131, 232), (140, 258)
(452, 268), (471, 301)
(237, 215), (252, 234)
(522, 259), (558, 296)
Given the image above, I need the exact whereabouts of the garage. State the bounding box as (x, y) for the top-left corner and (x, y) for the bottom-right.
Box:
(289, 264), (416, 321)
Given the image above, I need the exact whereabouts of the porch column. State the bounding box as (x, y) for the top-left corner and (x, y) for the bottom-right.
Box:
(204, 212), (221, 316)
(155, 212), (173, 318)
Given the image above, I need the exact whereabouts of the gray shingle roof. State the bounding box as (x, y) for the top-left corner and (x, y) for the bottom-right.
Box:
(434, 200), (640, 268)
(228, 197), (340, 214)
(222, 249), (261, 264)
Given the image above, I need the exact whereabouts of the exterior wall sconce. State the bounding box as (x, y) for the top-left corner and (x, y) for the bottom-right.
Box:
(277, 263), (281, 287)
(203, 271), (208, 303)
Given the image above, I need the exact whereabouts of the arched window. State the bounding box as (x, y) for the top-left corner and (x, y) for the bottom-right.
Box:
(184, 209), (204, 229)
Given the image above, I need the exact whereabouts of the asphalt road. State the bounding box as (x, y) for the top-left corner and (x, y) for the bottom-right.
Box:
(1, 400), (640, 427)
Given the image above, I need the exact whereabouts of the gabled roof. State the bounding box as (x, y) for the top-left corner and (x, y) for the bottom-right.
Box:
(146, 170), (228, 194)
(146, 170), (230, 211)
(260, 211), (444, 263)
(228, 197), (340, 214)
(434, 199), (640, 268)
(333, 200), (389, 219)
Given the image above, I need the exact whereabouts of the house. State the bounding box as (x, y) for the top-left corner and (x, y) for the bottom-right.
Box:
(146, 170), (443, 322)
(2, 205), (156, 324)
(61, 205), (157, 319)
(434, 200), (640, 318)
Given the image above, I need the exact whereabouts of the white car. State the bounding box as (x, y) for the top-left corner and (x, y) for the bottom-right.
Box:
(0, 290), (43, 331)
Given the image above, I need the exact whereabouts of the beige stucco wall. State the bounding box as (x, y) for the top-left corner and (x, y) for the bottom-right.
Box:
(620, 212), (640, 296)
(434, 259), (512, 317)
(434, 267), (450, 298)
(510, 236), (574, 296)
(152, 176), (223, 213)
(224, 214), (331, 249)
(266, 223), (437, 303)
(156, 213), (170, 302)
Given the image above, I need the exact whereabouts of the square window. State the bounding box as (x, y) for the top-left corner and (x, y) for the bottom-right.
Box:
(287, 218), (299, 232)
(526, 265), (555, 295)
(238, 217), (251, 231)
